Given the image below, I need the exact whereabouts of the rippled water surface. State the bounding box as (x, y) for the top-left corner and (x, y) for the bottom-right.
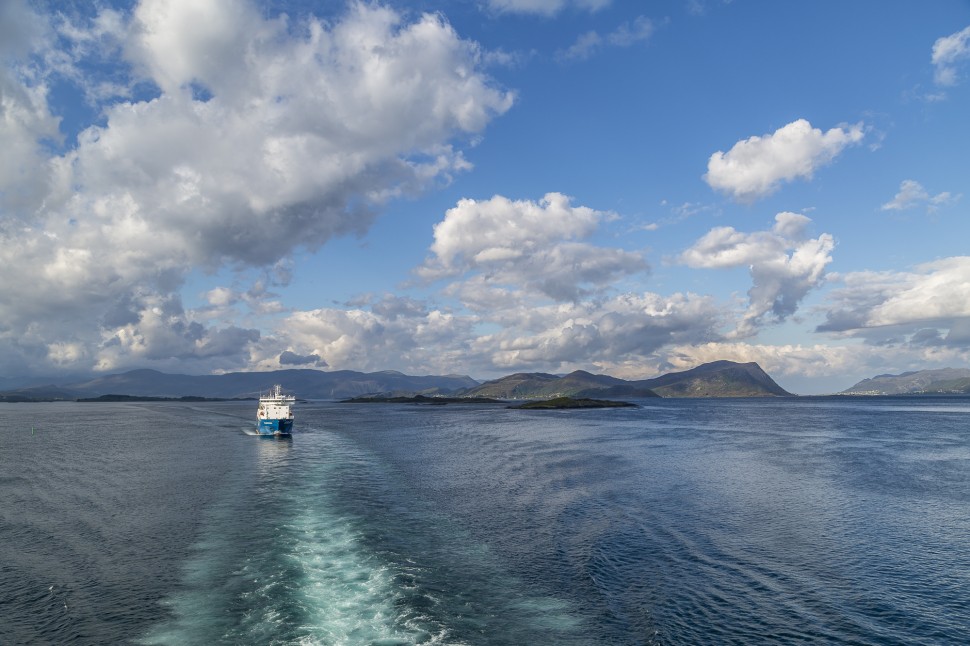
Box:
(2, 397), (969, 644)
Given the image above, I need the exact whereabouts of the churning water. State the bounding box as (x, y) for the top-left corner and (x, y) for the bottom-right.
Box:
(2, 397), (969, 644)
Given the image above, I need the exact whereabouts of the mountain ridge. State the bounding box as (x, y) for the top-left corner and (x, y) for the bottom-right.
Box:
(840, 368), (970, 395)
(0, 361), (792, 401)
(460, 361), (791, 399)
(632, 360), (791, 397)
(55, 368), (478, 400)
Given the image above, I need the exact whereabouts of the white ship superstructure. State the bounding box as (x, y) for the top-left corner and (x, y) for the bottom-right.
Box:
(256, 385), (295, 436)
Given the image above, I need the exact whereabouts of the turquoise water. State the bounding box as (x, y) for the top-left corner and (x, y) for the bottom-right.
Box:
(2, 397), (969, 644)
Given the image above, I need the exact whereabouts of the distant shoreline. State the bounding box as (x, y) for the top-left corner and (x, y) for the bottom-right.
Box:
(341, 394), (638, 409)
(4, 392), (970, 404)
(341, 394), (504, 405)
(509, 397), (637, 409)
(76, 395), (255, 403)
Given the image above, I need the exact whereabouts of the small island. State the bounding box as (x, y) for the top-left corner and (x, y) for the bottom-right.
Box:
(77, 394), (252, 402)
(341, 394), (504, 405)
(509, 396), (637, 409)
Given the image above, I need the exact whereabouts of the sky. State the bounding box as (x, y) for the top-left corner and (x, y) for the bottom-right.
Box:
(1, 0), (969, 394)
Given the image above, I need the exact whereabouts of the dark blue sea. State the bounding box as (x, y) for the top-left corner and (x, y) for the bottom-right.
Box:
(2, 397), (970, 645)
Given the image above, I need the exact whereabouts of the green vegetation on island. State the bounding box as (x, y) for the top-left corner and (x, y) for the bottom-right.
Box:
(510, 397), (637, 409)
(461, 361), (790, 399)
(341, 394), (504, 405)
(77, 394), (252, 402)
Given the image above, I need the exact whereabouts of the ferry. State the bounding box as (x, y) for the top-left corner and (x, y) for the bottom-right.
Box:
(256, 385), (295, 436)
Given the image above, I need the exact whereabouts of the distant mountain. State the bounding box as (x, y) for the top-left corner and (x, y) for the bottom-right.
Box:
(0, 361), (792, 401)
(0, 384), (83, 402)
(459, 372), (561, 399)
(461, 361), (790, 399)
(461, 370), (634, 399)
(61, 368), (478, 399)
(631, 360), (791, 398)
(840, 368), (970, 395)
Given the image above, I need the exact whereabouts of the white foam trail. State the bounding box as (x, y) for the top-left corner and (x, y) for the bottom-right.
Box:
(274, 437), (443, 644)
(141, 432), (438, 645)
(283, 503), (429, 644)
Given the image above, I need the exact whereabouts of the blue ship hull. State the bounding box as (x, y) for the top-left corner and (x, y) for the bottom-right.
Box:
(257, 418), (293, 435)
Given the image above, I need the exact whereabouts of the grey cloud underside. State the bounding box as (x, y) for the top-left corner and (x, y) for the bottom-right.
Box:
(816, 258), (970, 349)
(679, 213), (834, 338)
(279, 350), (325, 366)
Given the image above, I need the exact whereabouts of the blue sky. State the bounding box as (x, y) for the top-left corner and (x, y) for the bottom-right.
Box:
(2, 0), (969, 394)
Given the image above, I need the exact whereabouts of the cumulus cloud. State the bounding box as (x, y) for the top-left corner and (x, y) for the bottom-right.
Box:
(473, 292), (722, 371)
(704, 119), (864, 202)
(66, 0), (513, 267)
(263, 290), (724, 378)
(264, 305), (474, 375)
(258, 192), (725, 378)
(236, 197), (859, 385)
(0, 1), (512, 376)
(486, 0), (610, 16)
(0, 2), (61, 215)
(881, 179), (959, 212)
(680, 213), (834, 337)
(417, 192), (647, 302)
(932, 25), (970, 87)
(818, 257), (970, 342)
(264, 286), (965, 390)
(88, 292), (261, 373)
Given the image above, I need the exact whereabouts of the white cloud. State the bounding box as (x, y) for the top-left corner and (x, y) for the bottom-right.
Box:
(261, 201), (844, 379)
(932, 25), (970, 86)
(71, 1), (513, 269)
(474, 292), (722, 370)
(260, 192), (727, 378)
(881, 179), (959, 212)
(264, 289), (723, 379)
(126, 0), (260, 97)
(91, 292), (261, 373)
(680, 213), (834, 337)
(417, 192), (647, 302)
(862, 258), (970, 327)
(206, 287), (237, 308)
(486, 0), (610, 16)
(0, 1), (47, 57)
(0, 2), (61, 215)
(264, 304), (474, 375)
(265, 286), (970, 391)
(704, 119), (864, 203)
(372, 192), (727, 376)
(818, 257), (970, 348)
(0, 1), (513, 376)
(422, 193), (598, 268)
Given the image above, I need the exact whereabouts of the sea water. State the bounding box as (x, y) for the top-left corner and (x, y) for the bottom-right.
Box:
(2, 397), (969, 644)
